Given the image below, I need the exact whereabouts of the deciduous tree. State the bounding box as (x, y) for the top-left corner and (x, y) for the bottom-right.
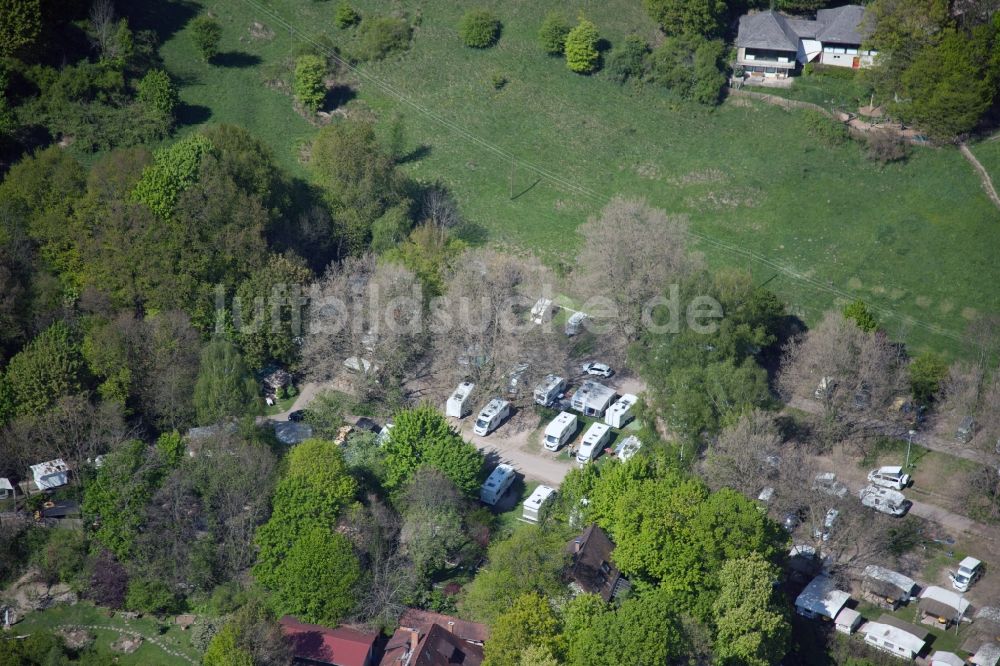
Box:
(713, 553), (790, 666)
(483, 593), (562, 666)
(193, 338), (258, 425)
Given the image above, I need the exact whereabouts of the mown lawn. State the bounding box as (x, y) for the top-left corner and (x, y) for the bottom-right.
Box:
(140, 0), (1000, 356)
(15, 602), (201, 665)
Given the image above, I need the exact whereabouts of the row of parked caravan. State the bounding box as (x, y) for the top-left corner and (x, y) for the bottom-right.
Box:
(478, 463), (559, 524)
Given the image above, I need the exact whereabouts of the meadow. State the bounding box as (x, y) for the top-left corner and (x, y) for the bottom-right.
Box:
(141, 0), (1000, 356)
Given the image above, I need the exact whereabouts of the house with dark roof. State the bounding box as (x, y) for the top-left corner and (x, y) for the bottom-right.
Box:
(279, 616), (377, 666)
(379, 613), (487, 666)
(735, 5), (876, 81)
(566, 524), (630, 602)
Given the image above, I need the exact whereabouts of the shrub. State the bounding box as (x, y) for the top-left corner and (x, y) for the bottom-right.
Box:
(606, 35), (648, 84)
(865, 130), (909, 164)
(294, 54), (327, 113)
(126, 578), (182, 615)
(565, 17), (600, 74)
(538, 11), (570, 55)
(649, 35), (726, 104)
(131, 133), (213, 218)
(334, 1), (360, 29)
(136, 69), (178, 118)
(459, 10), (501, 48)
(190, 15), (222, 62)
(803, 110), (849, 146)
(490, 72), (508, 90)
(353, 15), (411, 61)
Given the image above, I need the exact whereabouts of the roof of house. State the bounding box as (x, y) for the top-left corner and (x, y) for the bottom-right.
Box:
(397, 609), (489, 644)
(864, 615), (928, 654)
(963, 616), (1000, 655)
(973, 644), (1000, 666)
(30, 459), (68, 476)
(835, 608), (862, 628)
(737, 11), (801, 51)
(379, 624), (485, 666)
(863, 565), (917, 599)
(816, 5), (869, 44)
(274, 421), (314, 445)
(919, 586), (971, 619)
(930, 650), (965, 666)
(279, 616), (376, 666)
(567, 524), (627, 603)
(795, 575), (851, 619)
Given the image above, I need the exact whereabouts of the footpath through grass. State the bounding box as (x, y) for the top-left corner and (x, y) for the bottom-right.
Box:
(146, 0), (1000, 357)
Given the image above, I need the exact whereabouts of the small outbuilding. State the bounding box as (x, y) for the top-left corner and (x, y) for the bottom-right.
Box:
(794, 575), (851, 621)
(834, 607), (862, 635)
(30, 459), (69, 490)
(569, 381), (616, 418)
(918, 586), (972, 627)
(930, 651), (967, 666)
(862, 614), (928, 660)
(862, 565), (917, 610)
(0, 478), (13, 499)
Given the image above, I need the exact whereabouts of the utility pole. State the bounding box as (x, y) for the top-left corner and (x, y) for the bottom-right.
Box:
(906, 429), (916, 468)
(509, 155), (514, 199)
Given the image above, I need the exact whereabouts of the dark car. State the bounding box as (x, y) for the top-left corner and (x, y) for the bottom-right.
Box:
(354, 417), (382, 434)
(288, 410), (306, 422)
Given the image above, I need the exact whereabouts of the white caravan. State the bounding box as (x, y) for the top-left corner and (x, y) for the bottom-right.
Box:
(614, 435), (642, 461)
(604, 394), (637, 428)
(859, 485), (907, 516)
(522, 485), (556, 523)
(446, 381), (475, 418)
(474, 399), (511, 436)
(577, 422), (612, 464)
(480, 464), (516, 506)
(544, 412), (577, 451)
(533, 374), (566, 407)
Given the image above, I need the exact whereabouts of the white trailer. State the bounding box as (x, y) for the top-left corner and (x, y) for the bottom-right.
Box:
(614, 435), (642, 462)
(544, 412), (577, 451)
(859, 485), (907, 516)
(474, 398), (511, 436)
(570, 381), (616, 418)
(522, 485), (556, 523)
(446, 381), (475, 418)
(533, 374), (566, 407)
(604, 393), (637, 428)
(577, 422), (612, 464)
(480, 464), (516, 506)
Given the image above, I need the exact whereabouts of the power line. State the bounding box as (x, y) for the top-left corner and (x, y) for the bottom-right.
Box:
(238, 0), (967, 345)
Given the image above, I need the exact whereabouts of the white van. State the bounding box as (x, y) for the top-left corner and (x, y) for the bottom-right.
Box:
(474, 399), (511, 436)
(533, 374), (566, 407)
(577, 422), (611, 464)
(604, 394), (637, 428)
(543, 412), (577, 451)
(867, 465), (910, 490)
(522, 485), (556, 523)
(480, 464), (516, 506)
(949, 557), (983, 592)
(446, 381), (475, 418)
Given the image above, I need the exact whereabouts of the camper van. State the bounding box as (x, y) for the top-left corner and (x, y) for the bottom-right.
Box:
(446, 382), (475, 419)
(480, 464), (516, 506)
(614, 435), (642, 462)
(533, 374), (566, 407)
(604, 394), (637, 428)
(544, 412), (577, 451)
(474, 399), (511, 436)
(859, 485), (908, 516)
(522, 485), (557, 523)
(868, 466), (910, 490)
(577, 422), (612, 464)
(949, 557), (982, 592)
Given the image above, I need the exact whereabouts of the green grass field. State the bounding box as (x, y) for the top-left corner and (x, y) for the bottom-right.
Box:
(142, 0), (1000, 356)
(15, 603), (201, 665)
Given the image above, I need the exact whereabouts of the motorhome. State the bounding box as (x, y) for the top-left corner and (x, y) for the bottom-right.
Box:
(533, 374), (566, 407)
(577, 422), (612, 464)
(446, 381), (475, 419)
(859, 485), (908, 516)
(531, 298), (553, 324)
(614, 435), (642, 462)
(570, 381), (616, 418)
(507, 363), (529, 397)
(604, 394), (637, 428)
(522, 485), (557, 523)
(949, 557), (983, 592)
(544, 412), (577, 451)
(474, 399), (511, 436)
(480, 464), (516, 506)
(867, 465), (910, 490)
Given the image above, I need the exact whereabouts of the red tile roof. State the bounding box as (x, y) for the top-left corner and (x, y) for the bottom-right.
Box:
(279, 616), (376, 666)
(397, 609), (488, 644)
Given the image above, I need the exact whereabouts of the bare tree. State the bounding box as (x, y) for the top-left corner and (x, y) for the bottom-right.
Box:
(420, 182), (463, 229)
(931, 361), (984, 441)
(430, 248), (569, 402)
(701, 409), (782, 497)
(88, 0), (129, 63)
(574, 196), (699, 359)
(778, 310), (909, 450)
(304, 255), (425, 398)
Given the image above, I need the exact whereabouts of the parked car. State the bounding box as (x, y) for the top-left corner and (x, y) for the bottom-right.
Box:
(949, 557), (983, 592)
(565, 312), (588, 336)
(582, 361), (614, 378)
(813, 508), (839, 542)
(813, 472), (848, 499)
(782, 508), (805, 532)
(868, 466), (910, 490)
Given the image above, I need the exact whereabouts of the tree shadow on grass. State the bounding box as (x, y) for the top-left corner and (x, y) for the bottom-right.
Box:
(212, 51), (263, 68)
(124, 0), (200, 44)
(397, 144), (431, 164)
(176, 103), (212, 127)
(323, 85), (356, 111)
(453, 221), (489, 245)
